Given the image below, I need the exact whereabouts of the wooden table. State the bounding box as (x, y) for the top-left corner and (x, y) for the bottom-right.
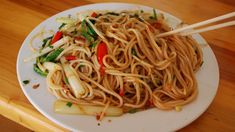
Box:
(0, 0), (235, 131)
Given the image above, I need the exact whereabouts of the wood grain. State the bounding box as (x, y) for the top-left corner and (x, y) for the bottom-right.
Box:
(0, 0), (234, 131)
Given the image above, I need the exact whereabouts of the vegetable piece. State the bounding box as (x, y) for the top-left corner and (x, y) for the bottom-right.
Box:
(149, 9), (157, 20)
(43, 62), (62, 71)
(87, 24), (97, 39)
(24, 36), (70, 62)
(65, 55), (76, 61)
(75, 36), (85, 41)
(41, 36), (53, 49)
(33, 64), (48, 77)
(153, 8), (157, 20)
(89, 41), (98, 48)
(119, 88), (124, 97)
(60, 57), (85, 98)
(81, 20), (94, 42)
(91, 12), (97, 17)
(32, 83), (40, 89)
(128, 108), (138, 114)
(200, 61), (204, 67)
(151, 22), (161, 29)
(22, 80), (30, 85)
(42, 48), (64, 62)
(105, 12), (119, 16)
(56, 17), (76, 24)
(97, 42), (108, 75)
(71, 29), (78, 35)
(131, 49), (137, 56)
(51, 31), (63, 44)
(66, 102), (73, 107)
(81, 20), (97, 43)
(97, 42), (108, 65)
(54, 100), (123, 116)
(58, 23), (66, 30)
(64, 76), (69, 84)
(175, 106), (182, 112)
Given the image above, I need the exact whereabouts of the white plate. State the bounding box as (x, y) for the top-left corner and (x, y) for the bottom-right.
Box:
(17, 3), (219, 132)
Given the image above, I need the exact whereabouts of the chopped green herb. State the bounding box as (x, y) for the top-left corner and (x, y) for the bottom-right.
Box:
(58, 23), (66, 30)
(131, 49), (137, 56)
(149, 16), (154, 19)
(87, 23), (97, 39)
(103, 18), (109, 22)
(140, 10), (144, 13)
(48, 45), (53, 49)
(66, 102), (73, 107)
(105, 12), (119, 16)
(81, 20), (97, 44)
(71, 29), (78, 35)
(22, 80), (30, 85)
(81, 20), (93, 42)
(64, 77), (69, 84)
(200, 61), (204, 67)
(42, 48), (64, 62)
(79, 65), (85, 68)
(153, 8), (157, 20)
(89, 41), (98, 48)
(134, 13), (139, 17)
(156, 79), (162, 86)
(41, 36), (53, 49)
(128, 108), (138, 114)
(37, 54), (47, 63)
(90, 19), (96, 24)
(33, 64), (48, 77)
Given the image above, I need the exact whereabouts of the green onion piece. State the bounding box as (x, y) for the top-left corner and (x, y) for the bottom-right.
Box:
(90, 41), (98, 48)
(140, 10), (144, 13)
(22, 80), (30, 85)
(81, 20), (98, 44)
(66, 102), (73, 107)
(131, 49), (137, 56)
(81, 20), (93, 42)
(128, 108), (138, 114)
(153, 8), (157, 20)
(33, 64), (48, 77)
(42, 48), (64, 62)
(105, 12), (119, 16)
(200, 61), (204, 67)
(71, 29), (78, 35)
(42, 36), (53, 49)
(64, 76), (69, 84)
(79, 65), (85, 68)
(87, 22), (97, 38)
(58, 23), (66, 30)
(149, 16), (154, 19)
(156, 79), (162, 86)
(90, 19), (96, 24)
(48, 45), (53, 49)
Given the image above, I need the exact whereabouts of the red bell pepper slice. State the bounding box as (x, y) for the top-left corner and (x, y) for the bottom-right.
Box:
(119, 88), (124, 97)
(97, 42), (108, 75)
(91, 12), (97, 17)
(51, 31), (63, 44)
(65, 55), (76, 61)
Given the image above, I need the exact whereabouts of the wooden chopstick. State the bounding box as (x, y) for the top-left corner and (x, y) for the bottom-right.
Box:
(180, 20), (235, 36)
(156, 12), (235, 37)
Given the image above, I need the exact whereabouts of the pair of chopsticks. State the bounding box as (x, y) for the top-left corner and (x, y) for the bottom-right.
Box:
(156, 12), (235, 37)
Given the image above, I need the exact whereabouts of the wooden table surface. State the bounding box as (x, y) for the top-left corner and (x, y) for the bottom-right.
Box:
(0, 0), (235, 131)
